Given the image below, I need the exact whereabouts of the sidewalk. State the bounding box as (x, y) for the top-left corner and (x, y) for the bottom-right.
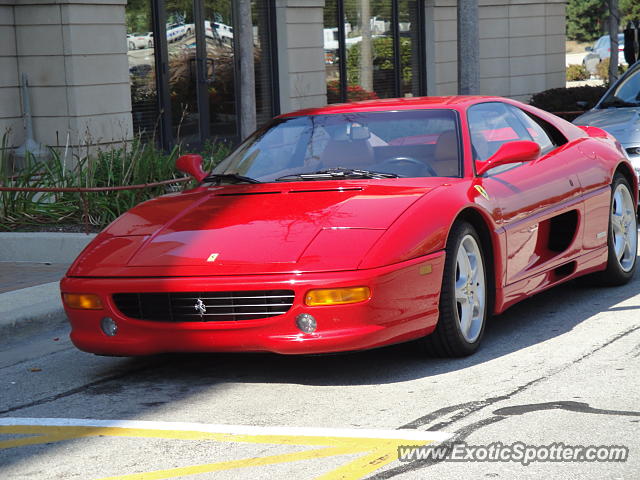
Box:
(0, 262), (70, 294)
(0, 233), (96, 338)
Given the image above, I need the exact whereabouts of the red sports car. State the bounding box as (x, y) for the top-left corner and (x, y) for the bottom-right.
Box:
(61, 96), (638, 357)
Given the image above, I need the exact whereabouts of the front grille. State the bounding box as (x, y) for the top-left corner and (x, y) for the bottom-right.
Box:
(112, 290), (295, 322)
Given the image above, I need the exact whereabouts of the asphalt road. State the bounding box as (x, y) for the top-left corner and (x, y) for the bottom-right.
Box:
(1, 264), (639, 479)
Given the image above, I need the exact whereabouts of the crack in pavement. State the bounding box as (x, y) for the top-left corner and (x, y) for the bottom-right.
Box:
(370, 323), (640, 479)
(0, 359), (167, 416)
(493, 401), (640, 417)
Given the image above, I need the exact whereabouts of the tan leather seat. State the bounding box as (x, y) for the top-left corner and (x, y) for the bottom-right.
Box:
(321, 139), (373, 169)
(432, 130), (460, 176)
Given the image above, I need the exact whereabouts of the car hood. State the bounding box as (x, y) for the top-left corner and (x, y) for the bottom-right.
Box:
(68, 182), (437, 277)
(573, 107), (640, 146)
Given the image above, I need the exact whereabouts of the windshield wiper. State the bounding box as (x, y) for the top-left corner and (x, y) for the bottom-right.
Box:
(276, 168), (399, 182)
(201, 173), (261, 184)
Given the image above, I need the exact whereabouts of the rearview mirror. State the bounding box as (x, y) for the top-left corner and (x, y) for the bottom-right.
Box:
(176, 154), (207, 182)
(476, 140), (540, 176)
(350, 125), (371, 141)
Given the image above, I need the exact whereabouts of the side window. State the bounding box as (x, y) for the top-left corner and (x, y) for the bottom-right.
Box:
(467, 102), (531, 162)
(507, 106), (555, 155)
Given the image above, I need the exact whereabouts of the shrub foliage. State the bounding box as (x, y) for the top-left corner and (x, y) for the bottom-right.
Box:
(529, 86), (607, 115)
(0, 135), (229, 230)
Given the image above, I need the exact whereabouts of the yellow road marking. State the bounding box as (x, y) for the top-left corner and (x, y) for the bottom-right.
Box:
(0, 420), (443, 480)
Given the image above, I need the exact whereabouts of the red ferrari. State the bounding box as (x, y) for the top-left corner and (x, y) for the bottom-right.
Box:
(61, 96), (638, 357)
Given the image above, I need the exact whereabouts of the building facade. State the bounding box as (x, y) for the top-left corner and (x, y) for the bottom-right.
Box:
(0, 0), (567, 156)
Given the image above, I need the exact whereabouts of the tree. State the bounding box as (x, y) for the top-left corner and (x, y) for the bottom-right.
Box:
(566, 0), (607, 42)
(346, 36), (413, 97)
(620, 0), (640, 24)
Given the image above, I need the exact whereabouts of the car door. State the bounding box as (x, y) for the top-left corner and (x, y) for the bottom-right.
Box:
(469, 102), (584, 286)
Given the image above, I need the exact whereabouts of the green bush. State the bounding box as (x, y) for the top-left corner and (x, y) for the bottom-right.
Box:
(529, 85), (607, 117)
(595, 58), (628, 82)
(0, 135), (230, 231)
(566, 64), (589, 82)
(346, 36), (412, 98)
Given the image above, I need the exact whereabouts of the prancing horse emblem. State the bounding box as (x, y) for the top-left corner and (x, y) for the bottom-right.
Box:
(194, 298), (207, 318)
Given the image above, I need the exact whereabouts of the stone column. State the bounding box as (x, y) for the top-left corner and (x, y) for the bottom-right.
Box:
(1, 0), (132, 158)
(457, 0), (479, 95)
(275, 0), (326, 114)
(0, 3), (22, 152)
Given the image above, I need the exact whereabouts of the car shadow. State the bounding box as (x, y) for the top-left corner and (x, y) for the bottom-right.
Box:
(88, 253), (640, 389)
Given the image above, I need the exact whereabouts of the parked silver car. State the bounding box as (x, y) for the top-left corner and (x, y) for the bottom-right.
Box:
(584, 33), (626, 65)
(574, 60), (640, 180)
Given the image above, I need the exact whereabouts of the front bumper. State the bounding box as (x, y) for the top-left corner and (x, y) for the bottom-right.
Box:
(61, 252), (445, 356)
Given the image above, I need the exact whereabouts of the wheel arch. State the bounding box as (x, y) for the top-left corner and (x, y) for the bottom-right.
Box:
(452, 207), (498, 317)
(614, 162), (638, 203)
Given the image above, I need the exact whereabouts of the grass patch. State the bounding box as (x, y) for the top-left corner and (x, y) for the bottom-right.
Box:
(0, 136), (230, 231)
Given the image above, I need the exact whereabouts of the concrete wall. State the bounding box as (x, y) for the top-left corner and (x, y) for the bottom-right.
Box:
(276, 0), (327, 114)
(0, 0), (132, 154)
(0, 3), (21, 149)
(429, 0), (566, 100)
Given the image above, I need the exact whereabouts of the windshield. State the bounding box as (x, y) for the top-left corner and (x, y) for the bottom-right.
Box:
(600, 67), (640, 108)
(212, 110), (461, 182)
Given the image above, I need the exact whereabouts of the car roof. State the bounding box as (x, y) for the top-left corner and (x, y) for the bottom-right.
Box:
(280, 96), (508, 118)
(598, 33), (624, 42)
(278, 95), (587, 142)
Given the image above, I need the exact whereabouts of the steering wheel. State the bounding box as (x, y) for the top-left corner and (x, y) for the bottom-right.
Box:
(380, 156), (438, 177)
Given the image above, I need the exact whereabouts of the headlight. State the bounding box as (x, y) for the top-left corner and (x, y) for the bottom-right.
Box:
(305, 287), (371, 306)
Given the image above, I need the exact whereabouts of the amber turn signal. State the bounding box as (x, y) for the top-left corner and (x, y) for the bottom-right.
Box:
(305, 287), (371, 306)
(62, 293), (104, 310)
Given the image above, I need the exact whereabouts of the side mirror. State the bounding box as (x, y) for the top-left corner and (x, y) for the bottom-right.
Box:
(476, 140), (540, 176)
(176, 154), (207, 182)
(585, 46), (593, 52)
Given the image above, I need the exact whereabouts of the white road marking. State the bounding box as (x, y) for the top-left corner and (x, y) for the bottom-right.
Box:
(0, 417), (452, 442)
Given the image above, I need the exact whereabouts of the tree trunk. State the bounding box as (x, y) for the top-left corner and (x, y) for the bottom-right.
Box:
(360, 0), (373, 92)
(609, 0), (620, 84)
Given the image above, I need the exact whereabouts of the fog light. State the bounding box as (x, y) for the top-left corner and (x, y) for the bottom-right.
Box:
(296, 314), (317, 333)
(62, 293), (103, 310)
(305, 287), (371, 306)
(100, 317), (118, 336)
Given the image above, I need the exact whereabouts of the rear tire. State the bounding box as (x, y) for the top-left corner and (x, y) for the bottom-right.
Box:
(423, 221), (488, 357)
(582, 173), (637, 286)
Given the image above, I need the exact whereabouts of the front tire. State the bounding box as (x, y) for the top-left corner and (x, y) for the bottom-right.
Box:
(423, 221), (488, 357)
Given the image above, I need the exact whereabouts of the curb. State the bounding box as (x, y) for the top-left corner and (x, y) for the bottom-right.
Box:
(0, 232), (96, 263)
(0, 232), (95, 340)
(0, 281), (68, 341)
